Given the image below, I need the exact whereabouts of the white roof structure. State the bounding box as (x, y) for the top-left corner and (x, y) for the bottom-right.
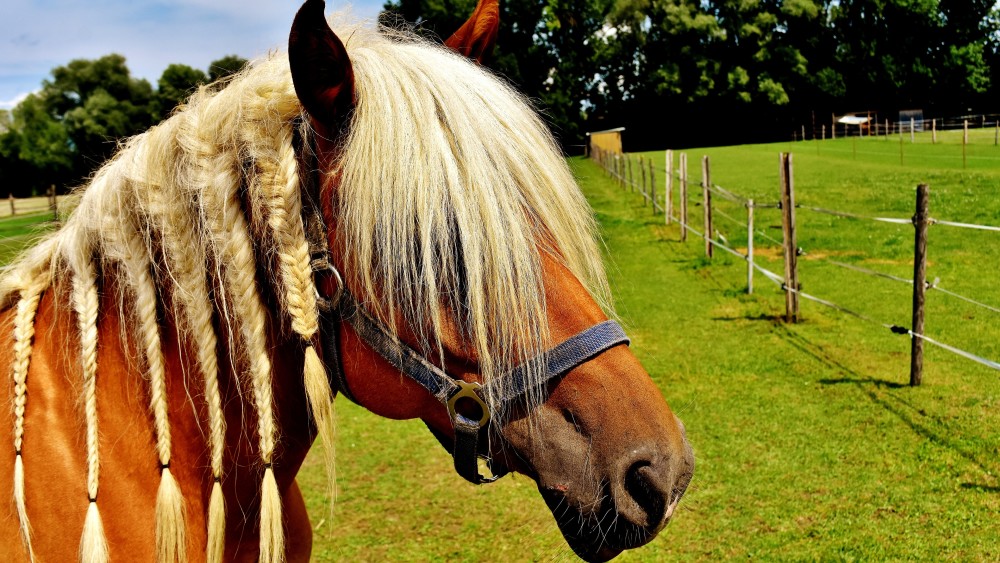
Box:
(837, 115), (870, 125)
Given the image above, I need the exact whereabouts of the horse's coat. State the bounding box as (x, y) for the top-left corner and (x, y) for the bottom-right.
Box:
(0, 2), (694, 561)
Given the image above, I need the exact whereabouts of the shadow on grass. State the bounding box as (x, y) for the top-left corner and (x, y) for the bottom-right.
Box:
(711, 313), (785, 323)
(960, 482), (1000, 493)
(775, 325), (1000, 485)
(818, 377), (907, 389)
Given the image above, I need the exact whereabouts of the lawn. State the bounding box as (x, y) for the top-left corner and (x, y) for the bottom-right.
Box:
(1, 137), (997, 559)
(301, 139), (1000, 560)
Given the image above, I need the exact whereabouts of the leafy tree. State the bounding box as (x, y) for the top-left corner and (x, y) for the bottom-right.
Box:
(208, 55), (249, 82)
(157, 63), (209, 115)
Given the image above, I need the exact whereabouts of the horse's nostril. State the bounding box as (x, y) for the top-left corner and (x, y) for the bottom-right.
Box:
(623, 460), (667, 529)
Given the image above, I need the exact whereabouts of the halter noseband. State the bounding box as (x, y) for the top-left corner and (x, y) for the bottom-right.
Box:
(299, 140), (630, 485)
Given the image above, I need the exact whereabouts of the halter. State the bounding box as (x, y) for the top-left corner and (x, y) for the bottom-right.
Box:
(299, 138), (630, 485)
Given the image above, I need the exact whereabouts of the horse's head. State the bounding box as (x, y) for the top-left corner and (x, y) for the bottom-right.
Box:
(288, 1), (693, 560)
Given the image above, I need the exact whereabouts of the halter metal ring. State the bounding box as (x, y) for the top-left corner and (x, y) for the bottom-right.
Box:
(447, 380), (490, 429)
(325, 264), (344, 308)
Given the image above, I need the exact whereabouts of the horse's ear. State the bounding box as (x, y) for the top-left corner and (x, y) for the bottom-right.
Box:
(289, 0), (355, 128)
(444, 0), (499, 64)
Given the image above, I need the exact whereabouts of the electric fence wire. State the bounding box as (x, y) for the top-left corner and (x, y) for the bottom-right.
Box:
(797, 205), (912, 225)
(596, 153), (1000, 372)
(931, 218), (1000, 232)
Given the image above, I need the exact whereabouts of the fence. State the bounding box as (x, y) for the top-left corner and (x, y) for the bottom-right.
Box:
(590, 145), (1000, 385)
(794, 114), (1000, 169)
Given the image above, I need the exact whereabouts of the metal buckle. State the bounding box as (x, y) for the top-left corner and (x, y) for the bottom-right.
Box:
(447, 380), (491, 429)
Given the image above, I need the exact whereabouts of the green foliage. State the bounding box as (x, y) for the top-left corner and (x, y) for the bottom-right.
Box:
(157, 64), (208, 114)
(207, 55), (248, 83)
(0, 53), (248, 196)
(383, 0), (1000, 149)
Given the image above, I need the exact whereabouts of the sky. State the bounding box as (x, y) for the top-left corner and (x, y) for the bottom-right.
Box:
(0, 0), (384, 109)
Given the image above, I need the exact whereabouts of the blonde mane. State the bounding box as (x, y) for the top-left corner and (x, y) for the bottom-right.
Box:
(1, 18), (611, 563)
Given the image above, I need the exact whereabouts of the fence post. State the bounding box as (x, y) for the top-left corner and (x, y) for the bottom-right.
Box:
(747, 199), (754, 294)
(995, 120), (998, 146)
(801, 125), (806, 141)
(8, 194), (14, 217)
(932, 118), (937, 144)
(702, 155), (713, 259)
(899, 125), (904, 166)
(910, 183), (930, 386)
(680, 153), (688, 242)
(832, 114), (836, 140)
(626, 155), (633, 192)
(963, 119), (968, 169)
(780, 153), (799, 323)
(665, 150), (673, 225)
(642, 155), (650, 205)
(910, 117), (915, 143)
(821, 124), (825, 140)
(648, 158), (657, 215)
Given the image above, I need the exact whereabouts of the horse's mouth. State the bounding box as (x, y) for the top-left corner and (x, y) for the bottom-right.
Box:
(540, 486), (670, 562)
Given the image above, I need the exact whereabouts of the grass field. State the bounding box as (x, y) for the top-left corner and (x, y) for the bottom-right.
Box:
(299, 139), (1000, 560)
(1, 138), (997, 560)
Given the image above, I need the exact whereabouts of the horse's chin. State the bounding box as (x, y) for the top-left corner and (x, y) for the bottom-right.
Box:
(539, 485), (661, 563)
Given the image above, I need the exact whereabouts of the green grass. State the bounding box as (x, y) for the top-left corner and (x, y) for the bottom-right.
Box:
(0, 212), (60, 265)
(301, 142), (1000, 560)
(3, 139), (998, 559)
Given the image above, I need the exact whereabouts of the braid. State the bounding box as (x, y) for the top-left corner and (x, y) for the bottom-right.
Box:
(256, 121), (335, 498)
(11, 272), (49, 562)
(71, 251), (109, 563)
(118, 206), (187, 563)
(196, 129), (284, 562)
(150, 120), (227, 563)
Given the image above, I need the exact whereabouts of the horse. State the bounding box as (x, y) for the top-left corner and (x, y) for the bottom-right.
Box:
(0, 1), (694, 561)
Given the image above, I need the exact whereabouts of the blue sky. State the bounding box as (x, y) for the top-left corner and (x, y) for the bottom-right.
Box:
(0, 0), (384, 109)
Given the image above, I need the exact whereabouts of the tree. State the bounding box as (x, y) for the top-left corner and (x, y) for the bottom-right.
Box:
(383, 0), (612, 147)
(157, 64), (209, 115)
(208, 55), (249, 83)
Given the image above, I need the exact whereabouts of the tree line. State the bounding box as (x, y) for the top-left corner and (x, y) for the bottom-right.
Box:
(3, 0), (998, 196)
(383, 0), (1000, 151)
(0, 55), (246, 197)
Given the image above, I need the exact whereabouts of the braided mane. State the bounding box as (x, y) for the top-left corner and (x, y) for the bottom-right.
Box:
(1, 18), (611, 563)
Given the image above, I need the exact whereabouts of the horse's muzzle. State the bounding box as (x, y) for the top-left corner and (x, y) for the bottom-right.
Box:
(540, 429), (694, 562)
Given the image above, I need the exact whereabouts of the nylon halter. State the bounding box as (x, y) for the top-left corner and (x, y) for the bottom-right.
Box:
(300, 148), (630, 484)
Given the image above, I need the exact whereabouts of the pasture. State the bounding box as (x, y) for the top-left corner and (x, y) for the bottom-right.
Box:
(301, 139), (1000, 559)
(1, 136), (997, 559)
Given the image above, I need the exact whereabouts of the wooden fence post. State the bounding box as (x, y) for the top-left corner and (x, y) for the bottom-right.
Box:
(910, 117), (915, 143)
(932, 118), (937, 144)
(702, 155), (713, 258)
(899, 125), (904, 166)
(821, 124), (825, 140)
(626, 155), (634, 192)
(8, 194), (14, 217)
(665, 150), (673, 225)
(963, 119), (968, 169)
(747, 199), (754, 294)
(648, 159), (656, 214)
(780, 153), (799, 323)
(801, 125), (806, 141)
(680, 153), (688, 242)
(832, 115), (836, 140)
(910, 183), (930, 386)
(639, 155), (648, 205)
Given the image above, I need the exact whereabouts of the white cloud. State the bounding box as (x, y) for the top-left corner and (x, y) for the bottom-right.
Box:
(0, 92), (31, 110)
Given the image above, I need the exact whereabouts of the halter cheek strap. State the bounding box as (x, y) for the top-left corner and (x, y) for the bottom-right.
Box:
(314, 259), (630, 484)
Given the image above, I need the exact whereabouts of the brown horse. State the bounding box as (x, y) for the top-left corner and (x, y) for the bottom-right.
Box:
(0, 1), (693, 561)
